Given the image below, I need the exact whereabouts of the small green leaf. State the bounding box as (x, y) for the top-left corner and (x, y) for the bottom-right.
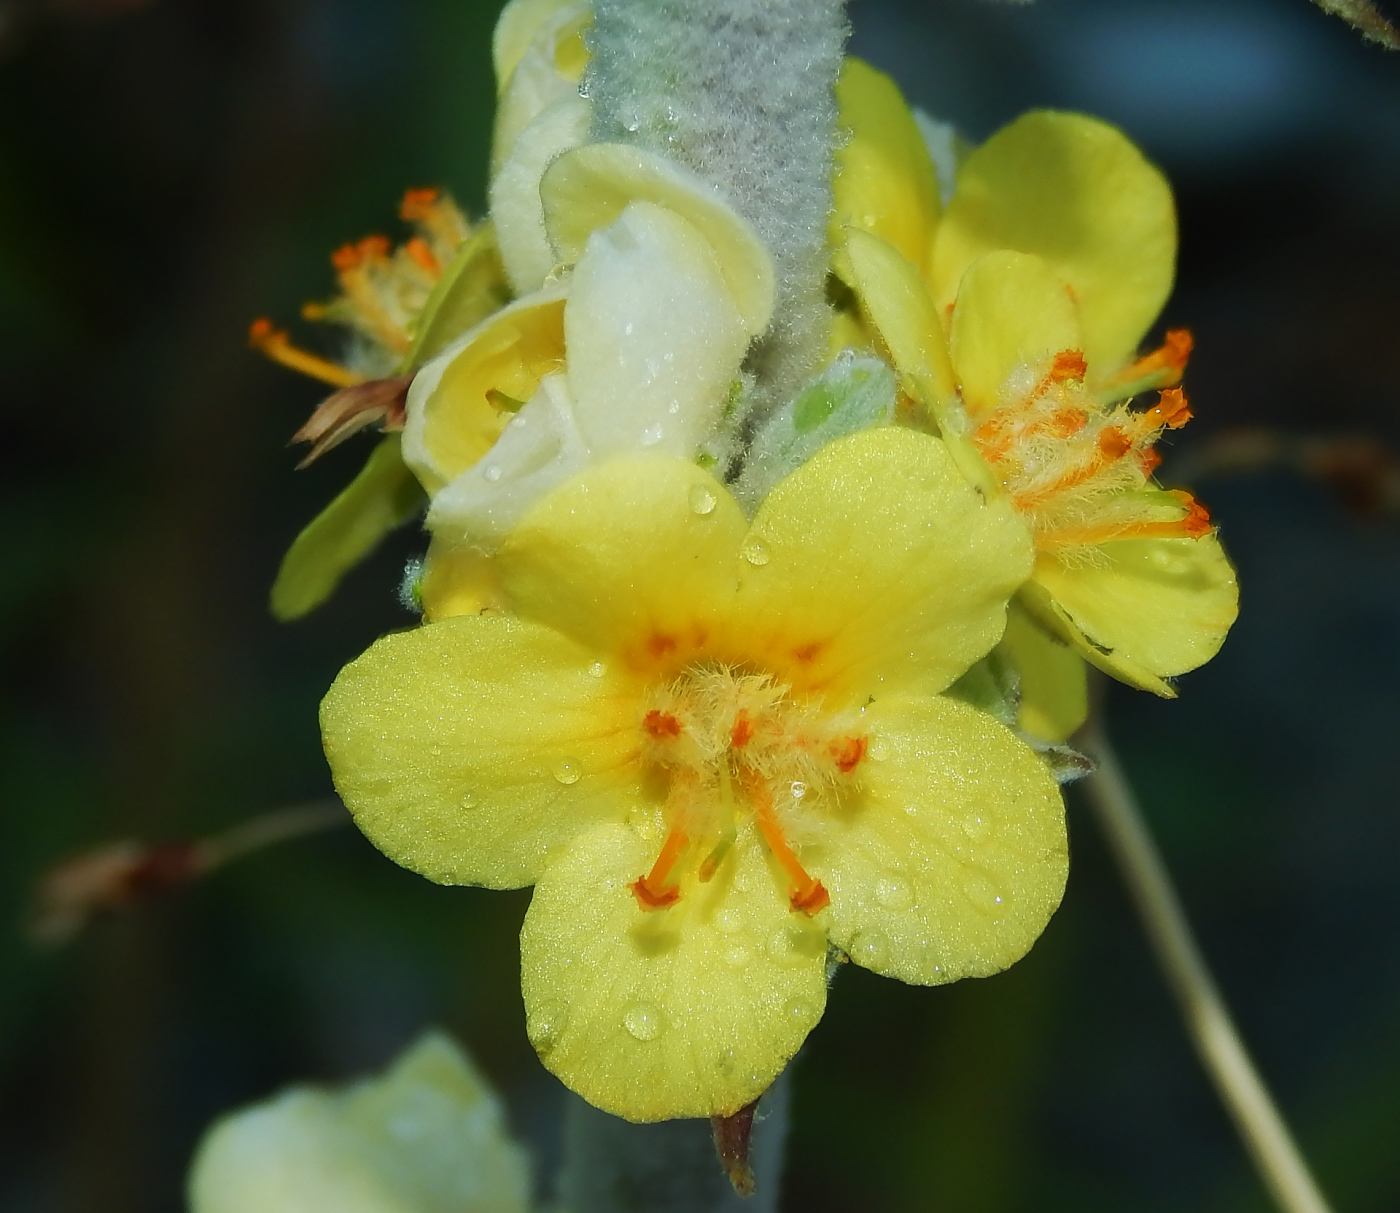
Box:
(270, 435), (425, 621)
(400, 223), (510, 370)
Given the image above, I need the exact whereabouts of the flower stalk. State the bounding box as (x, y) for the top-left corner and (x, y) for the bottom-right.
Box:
(1080, 723), (1334, 1213)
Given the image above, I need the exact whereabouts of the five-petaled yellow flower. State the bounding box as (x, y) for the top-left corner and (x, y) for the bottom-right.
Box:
(321, 428), (1067, 1122)
(832, 60), (1238, 737)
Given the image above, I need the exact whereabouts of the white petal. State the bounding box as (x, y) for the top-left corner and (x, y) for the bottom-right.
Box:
(565, 201), (749, 458)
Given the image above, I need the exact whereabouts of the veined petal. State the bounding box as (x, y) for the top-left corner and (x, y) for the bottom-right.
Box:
(815, 693), (1066, 985)
(402, 285), (566, 496)
(490, 0), (590, 176)
(491, 94), (592, 295)
(930, 111), (1176, 374)
(733, 428), (1034, 704)
(1023, 533), (1239, 695)
(997, 600), (1088, 744)
(540, 143), (774, 336)
(270, 436), (424, 622)
(321, 613), (638, 889)
(832, 57), (941, 271)
(949, 249), (1082, 421)
(841, 226), (958, 421)
(497, 454), (748, 674)
(520, 820), (827, 1122)
(566, 201), (748, 458)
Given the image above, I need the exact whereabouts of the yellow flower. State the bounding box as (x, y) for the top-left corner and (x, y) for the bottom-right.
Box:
(833, 59), (1238, 728)
(321, 427), (1067, 1122)
(187, 1032), (531, 1213)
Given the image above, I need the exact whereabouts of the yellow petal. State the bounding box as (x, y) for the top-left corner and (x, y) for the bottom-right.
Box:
(497, 454), (748, 674)
(401, 221), (510, 370)
(189, 1032), (531, 1213)
(493, 0), (580, 91)
(490, 0), (590, 176)
(815, 693), (1066, 984)
(540, 143), (775, 335)
(401, 286), (566, 495)
(840, 226), (958, 421)
(270, 436), (424, 622)
(831, 57), (941, 270)
(930, 111), (1176, 373)
(1024, 533), (1239, 695)
(490, 94), (592, 295)
(520, 820), (827, 1122)
(734, 427), (1034, 703)
(566, 201), (748, 457)
(321, 614), (638, 889)
(997, 599), (1088, 743)
(948, 249), (1082, 420)
(419, 537), (505, 622)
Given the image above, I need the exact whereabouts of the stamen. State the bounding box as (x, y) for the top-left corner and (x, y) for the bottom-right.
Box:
(1117, 328), (1193, 387)
(1048, 350), (1088, 384)
(830, 736), (866, 774)
(643, 709), (683, 739)
(248, 318), (364, 389)
(1143, 387), (1192, 431)
(405, 236), (441, 276)
(740, 768), (829, 916)
(1038, 491), (1213, 549)
(631, 822), (689, 910)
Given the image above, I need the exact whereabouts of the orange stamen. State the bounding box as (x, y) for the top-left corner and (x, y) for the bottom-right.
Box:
(631, 822), (689, 911)
(1138, 448), (1163, 476)
(730, 712), (754, 750)
(643, 710), (682, 739)
(740, 768), (829, 916)
(1049, 349), (1088, 384)
(1143, 387), (1192, 430)
(830, 736), (867, 775)
(1040, 491), (1213, 549)
(1049, 407), (1087, 437)
(399, 187), (440, 222)
(1097, 426), (1132, 460)
(405, 236), (441, 276)
(1114, 328), (1194, 389)
(248, 318), (364, 389)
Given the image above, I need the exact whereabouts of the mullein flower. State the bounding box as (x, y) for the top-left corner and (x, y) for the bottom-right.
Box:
(188, 1032), (531, 1213)
(833, 60), (1238, 725)
(322, 428), (1066, 1122)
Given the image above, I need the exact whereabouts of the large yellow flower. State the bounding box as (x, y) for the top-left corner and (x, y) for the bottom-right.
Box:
(321, 427), (1066, 1122)
(833, 60), (1238, 731)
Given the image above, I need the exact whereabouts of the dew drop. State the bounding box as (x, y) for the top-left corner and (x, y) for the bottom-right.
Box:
(623, 1002), (663, 1041)
(640, 423), (664, 447)
(875, 874), (913, 910)
(848, 928), (889, 970)
(460, 791), (477, 810)
(790, 780), (808, 801)
(667, 400), (681, 415)
(723, 943), (752, 969)
(552, 757), (582, 785)
(742, 536), (770, 566)
(527, 1000), (567, 1053)
(867, 737), (889, 761)
(688, 484), (717, 516)
(714, 908), (744, 934)
(483, 463), (503, 483)
(587, 661), (607, 678)
(784, 998), (816, 1023)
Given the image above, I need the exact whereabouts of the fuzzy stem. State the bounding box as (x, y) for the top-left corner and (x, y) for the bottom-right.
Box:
(1080, 724), (1334, 1213)
(585, 0), (848, 415)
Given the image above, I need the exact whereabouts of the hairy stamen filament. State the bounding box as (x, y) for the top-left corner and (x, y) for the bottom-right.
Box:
(248, 319), (364, 389)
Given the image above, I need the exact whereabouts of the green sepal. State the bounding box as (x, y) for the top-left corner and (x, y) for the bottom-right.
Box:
(270, 435), (425, 621)
(399, 222), (510, 371)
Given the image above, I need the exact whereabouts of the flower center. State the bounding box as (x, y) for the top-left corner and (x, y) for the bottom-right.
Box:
(970, 337), (1212, 561)
(630, 667), (867, 916)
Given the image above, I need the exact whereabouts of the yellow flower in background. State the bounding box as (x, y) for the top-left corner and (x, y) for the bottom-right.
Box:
(188, 1032), (531, 1213)
(834, 59), (1238, 728)
(321, 428), (1066, 1122)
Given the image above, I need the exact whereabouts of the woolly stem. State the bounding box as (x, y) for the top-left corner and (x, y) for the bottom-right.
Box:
(585, 0), (848, 415)
(1080, 723), (1335, 1213)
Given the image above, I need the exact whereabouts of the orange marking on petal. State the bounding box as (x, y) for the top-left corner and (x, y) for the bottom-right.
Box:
(793, 641), (823, 663)
(648, 633), (677, 658)
(643, 709), (682, 739)
(830, 736), (867, 774)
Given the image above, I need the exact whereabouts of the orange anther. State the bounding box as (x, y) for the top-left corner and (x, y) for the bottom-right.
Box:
(1050, 350), (1088, 383)
(247, 316), (364, 389)
(730, 712), (754, 750)
(399, 187), (440, 221)
(1049, 408), (1087, 438)
(1138, 448), (1163, 476)
(643, 710), (682, 739)
(741, 768), (828, 918)
(631, 878), (681, 910)
(1115, 328), (1195, 389)
(1168, 490), (1213, 537)
(331, 243), (362, 271)
(631, 822), (689, 912)
(405, 236), (441, 276)
(1097, 427), (1133, 460)
(248, 316), (276, 343)
(1146, 387), (1192, 430)
(830, 736), (867, 775)
(790, 880), (830, 915)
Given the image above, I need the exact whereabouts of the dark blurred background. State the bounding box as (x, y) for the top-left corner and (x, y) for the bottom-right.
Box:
(1, 0), (1398, 1209)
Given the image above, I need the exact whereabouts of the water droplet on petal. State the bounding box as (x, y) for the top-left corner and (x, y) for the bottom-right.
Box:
(867, 737), (889, 761)
(715, 908), (744, 934)
(875, 874), (913, 910)
(848, 928), (889, 970)
(552, 757), (582, 785)
(460, 791), (477, 810)
(587, 661), (607, 678)
(784, 998), (815, 1024)
(790, 780), (808, 801)
(742, 536), (770, 566)
(527, 1000), (567, 1053)
(483, 463), (503, 483)
(640, 423), (664, 447)
(723, 943), (752, 969)
(688, 484), (717, 516)
(623, 1002), (663, 1041)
